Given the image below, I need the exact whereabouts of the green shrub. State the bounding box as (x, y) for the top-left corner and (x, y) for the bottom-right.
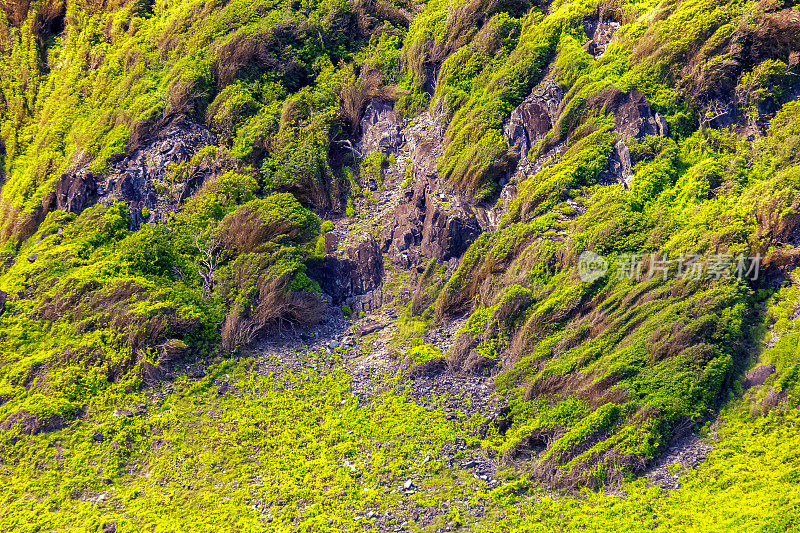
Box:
(121, 224), (182, 277)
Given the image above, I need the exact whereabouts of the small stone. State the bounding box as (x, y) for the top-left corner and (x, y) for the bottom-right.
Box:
(112, 408), (135, 417)
(403, 479), (414, 490)
(27, 254), (38, 263)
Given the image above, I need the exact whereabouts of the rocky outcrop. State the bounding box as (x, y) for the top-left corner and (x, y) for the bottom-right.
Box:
(312, 234), (385, 315)
(381, 176), (481, 270)
(611, 89), (666, 139)
(353, 99), (480, 272)
(356, 100), (444, 181)
(505, 83), (668, 188)
(504, 76), (564, 178)
(55, 120), (215, 228)
(358, 98), (402, 156)
(600, 90), (668, 187)
(55, 170), (100, 214)
(402, 111), (447, 180)
(744, 364), (776, 390)
(583, 17), (620, 58)
(599, 140), (634, 187)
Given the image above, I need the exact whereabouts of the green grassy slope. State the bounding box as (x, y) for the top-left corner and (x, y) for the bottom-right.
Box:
(1, 0), (800, 529)
(2, 337), (800, 532)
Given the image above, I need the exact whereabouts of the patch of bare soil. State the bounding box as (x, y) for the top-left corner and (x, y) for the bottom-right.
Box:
(643, 426), (716, 490)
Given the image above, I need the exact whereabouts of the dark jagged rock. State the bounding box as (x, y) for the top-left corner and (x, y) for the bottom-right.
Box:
(583, 17), (620, 58)
(55, 120), (215, 229)
(598, 90), (667, 187)
(55, 170), (99, 214)
(358, 98), (402, 156)
(354, 99), (479, 271)
(0, 289), (6, 316)
(744, 364), (776, 390)
(612, 89), (663, 140)
(504, 85), (665, 188)
(357, 98), (444, 181)
(323, 232), (339, 254)
(403, 112), (446, 180)
(504, 76), (564, 177)
(311, 234), (385, 315)
(381, 176), (481, 270)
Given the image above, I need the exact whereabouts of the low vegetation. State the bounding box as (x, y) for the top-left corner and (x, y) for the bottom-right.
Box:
(1, 0), (800, 529)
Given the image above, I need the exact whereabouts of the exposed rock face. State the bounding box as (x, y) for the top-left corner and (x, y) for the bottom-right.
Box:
(583, 17), (620, 58)
(358, 98), (402, 156)
(55, 170), (99, 214)
(612, 89), (663, 139)
(599, 139), (634, 187)
(601, 90), (667, 187)
(55, 120), (215, 228)
(504, 76), (564, 177)
(381, 176), (481, 270)
(353, 98), (481, 272)
(505, 83), (668, 189)
(0, 289), (7, 317)
(312, 234), (385, 315)
(357, 99), (444, 179)
(403, 111), (446, 179)
(744, 364), (776, 390)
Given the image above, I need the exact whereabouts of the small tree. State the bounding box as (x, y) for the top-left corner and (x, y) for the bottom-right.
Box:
(193, 226), (221, 297)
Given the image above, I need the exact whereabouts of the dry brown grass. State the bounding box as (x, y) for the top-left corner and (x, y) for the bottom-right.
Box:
(2, 0), (32, 26)
(339, 68), (384, 133)
(403, 0), (498, 89)
(165, 77), (208, 120)
(221, 273), (322, 351)
(214, 22), (305, 89)
(352, 0), (411, 34)
(218, 205), (307, 255)
(447, 331), (478, 372)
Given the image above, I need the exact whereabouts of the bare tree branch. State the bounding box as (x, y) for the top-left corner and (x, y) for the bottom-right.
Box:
(193, 228), (221, 297)
(333, 138), (363, 158)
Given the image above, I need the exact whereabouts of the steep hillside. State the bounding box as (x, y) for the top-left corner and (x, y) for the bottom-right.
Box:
(1, 0), (800, 530)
